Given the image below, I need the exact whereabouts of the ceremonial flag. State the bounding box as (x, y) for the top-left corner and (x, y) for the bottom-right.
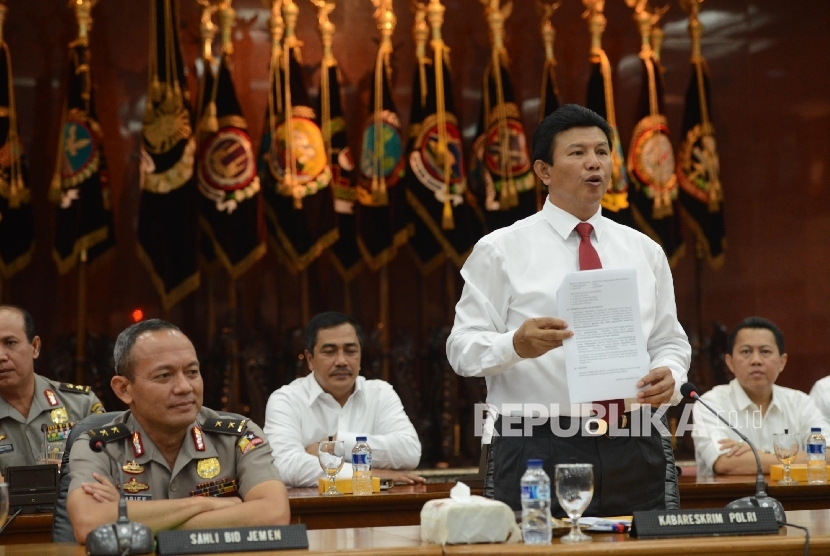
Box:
(0, 20), (34, 280)
(50, 9), (113, 275)
(583, 0), (633, 227)
(406, 0), (481, 271)
(196, 5), (265, 279)
(260, 0), (336, 274)
(677, 3), (725, 268)
(469, 0), (535, 232)
(626, 9), (684, 266)
(355, 3), (411, 272)
(316, 24), (362, 282)
(137, 0), (200, 311)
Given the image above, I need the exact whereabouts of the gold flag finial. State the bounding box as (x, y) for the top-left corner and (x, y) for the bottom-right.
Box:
(481, 0), (512, 66)
(70, 0), (98, 45)
(412, 2), (428, 60)
(538, 1), (560, 65)
(0, 3), (7, 46)
(218, 1), (236, 55)
(582, 0), (606, 55)
(310, 0), (336, 68)
(682, 0), (704, 63)
(198, 1), (218, 62)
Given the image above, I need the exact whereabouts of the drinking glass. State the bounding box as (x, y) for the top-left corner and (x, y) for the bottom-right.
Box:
(0, 484), (8, 524)
(555, 463), (594, 543)
(318, 440), (345, 496)
(773, 432), (800, 486)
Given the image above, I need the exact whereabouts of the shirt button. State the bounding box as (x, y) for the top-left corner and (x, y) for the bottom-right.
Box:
(170, 480), (178, 492)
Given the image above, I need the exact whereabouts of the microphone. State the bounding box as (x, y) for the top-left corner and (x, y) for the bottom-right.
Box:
(682, 382), (786, 524)
(85, 437), (154, 555)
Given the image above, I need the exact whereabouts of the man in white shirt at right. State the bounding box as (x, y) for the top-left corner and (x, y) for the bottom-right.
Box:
(810, 376), (830, 422)
(693, 316), (830, 476)
(264, 312), (423, 487)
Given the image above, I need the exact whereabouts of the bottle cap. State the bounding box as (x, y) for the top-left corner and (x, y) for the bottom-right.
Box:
(812, 427), (822, 433)
(527, 459), (543, 468)
(356, 436), (367, 442)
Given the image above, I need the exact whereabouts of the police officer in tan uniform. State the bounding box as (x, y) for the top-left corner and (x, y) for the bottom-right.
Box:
(67, 319), (289, 544)
(0, 305), (104, 476)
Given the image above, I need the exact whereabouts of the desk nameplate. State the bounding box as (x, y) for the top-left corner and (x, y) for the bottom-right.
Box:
(631, 507), (778, 538)
(156, 524), (308, 555)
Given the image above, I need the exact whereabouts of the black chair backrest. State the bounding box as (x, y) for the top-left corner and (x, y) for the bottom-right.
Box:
(52, 411), (123, 542)
(50, 411), (247, 543)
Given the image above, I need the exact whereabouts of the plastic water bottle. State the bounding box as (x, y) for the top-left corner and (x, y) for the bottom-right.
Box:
(352, 436), (373, 495)
(521, 459), (552, 545)
(807, 427), (827, 485)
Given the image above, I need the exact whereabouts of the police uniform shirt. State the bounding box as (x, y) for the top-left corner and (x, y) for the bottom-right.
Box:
(68, 407), (280, 501)
(0, 374), (104, 474)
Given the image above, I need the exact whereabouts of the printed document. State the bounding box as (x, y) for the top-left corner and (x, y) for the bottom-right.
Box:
(557, 268), (649, 403)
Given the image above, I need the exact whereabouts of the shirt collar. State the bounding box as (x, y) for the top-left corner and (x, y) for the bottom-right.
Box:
(541, 200), (604, 242)
(305, 372), (363, 407)
(730, 378), (779, 412)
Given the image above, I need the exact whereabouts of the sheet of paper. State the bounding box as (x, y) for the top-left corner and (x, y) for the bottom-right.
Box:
(557, 268), (649, 404)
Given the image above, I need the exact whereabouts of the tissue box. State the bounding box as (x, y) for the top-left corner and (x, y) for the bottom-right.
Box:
(770, 464), (829, 482)
(420, 495), (521, 545)
(316, 476), (380, 494)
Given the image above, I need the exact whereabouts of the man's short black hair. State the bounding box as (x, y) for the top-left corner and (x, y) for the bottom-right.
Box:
(304, 312), (364, 354)
(531, 104), (614, 164)
(727, 316), (786, 355)
(114, 319), (182, 380)
(0, 305), (36, 342)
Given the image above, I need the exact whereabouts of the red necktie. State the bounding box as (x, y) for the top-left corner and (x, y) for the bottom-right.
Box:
(575, 222), (624, 424)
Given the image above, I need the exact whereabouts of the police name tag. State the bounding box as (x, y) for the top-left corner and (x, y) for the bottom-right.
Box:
(630, 508), (779, 538)
(156, 525), (308, 554)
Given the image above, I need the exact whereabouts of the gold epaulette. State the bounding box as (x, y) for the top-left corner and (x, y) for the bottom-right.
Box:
(59, 383), (92, 394)
(88, 423), (131, 442)
(202, 418), (247, 436)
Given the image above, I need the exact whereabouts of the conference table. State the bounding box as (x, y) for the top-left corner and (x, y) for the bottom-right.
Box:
(0, 509), (828, 555)
(3, 478), (829, 545)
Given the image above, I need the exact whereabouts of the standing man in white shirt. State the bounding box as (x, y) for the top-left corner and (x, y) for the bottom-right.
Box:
(692, 316), (830, 476)
(264, 312), (424, 487)
(447, 104), (690, 516)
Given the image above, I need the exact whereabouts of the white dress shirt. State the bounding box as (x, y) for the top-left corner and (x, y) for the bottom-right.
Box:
(810, 376), (830, 422)
(692, 379), (830, 476)
(446, 201), (690, 418)
(263, 373), (421, 487)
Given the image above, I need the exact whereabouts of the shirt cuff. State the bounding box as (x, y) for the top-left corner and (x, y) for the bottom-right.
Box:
(486, 329), (523, 369)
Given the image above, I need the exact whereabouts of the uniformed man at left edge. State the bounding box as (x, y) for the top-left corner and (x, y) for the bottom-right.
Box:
(67, 319), (290, 544)
(0, 305), (105, 477)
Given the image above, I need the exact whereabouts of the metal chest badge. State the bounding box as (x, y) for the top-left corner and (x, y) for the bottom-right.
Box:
(51, 407), (69, 424)
(122, 461), (145, 475)
(122, 478), (150, 494)
(197, 457), (221, 479)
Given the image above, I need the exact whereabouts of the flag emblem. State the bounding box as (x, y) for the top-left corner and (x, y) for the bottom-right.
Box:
(268, 117), (329, 192)
(59, 110), (100, 188)
(628, 115), (677, 202)
(359, 111), (404, 186)
(482, 120), (531, 181)
(199, 128), (256, 191)
(409, 114), (465, 201)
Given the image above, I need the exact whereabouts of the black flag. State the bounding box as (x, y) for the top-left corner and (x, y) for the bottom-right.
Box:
(260, 6), (336, 274)
(137, 0), (200, 310)
(0, 32), (34, 279)
(406, 4), (481, 271)
(196, 15), (265, 278)
(51, 25), (114, 274)
(677, 8), (725, 268)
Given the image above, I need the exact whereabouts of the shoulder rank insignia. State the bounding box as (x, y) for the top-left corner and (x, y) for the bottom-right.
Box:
(202, 418), (247, 436)
(59, 383), (92, 394)
(88, 423), (131, 443)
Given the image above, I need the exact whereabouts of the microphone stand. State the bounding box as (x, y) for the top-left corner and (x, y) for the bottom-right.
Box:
(689, 390), (787, 524)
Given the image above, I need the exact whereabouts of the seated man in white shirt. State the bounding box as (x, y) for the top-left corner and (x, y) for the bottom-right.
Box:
(810, 376), (830, 422)
(264, 312), (424, 487)
(692, 316), (830, 476)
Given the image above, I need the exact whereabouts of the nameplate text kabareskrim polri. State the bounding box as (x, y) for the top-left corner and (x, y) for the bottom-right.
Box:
(630, 507), (779, 538)
(156, 524), (308, 555)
